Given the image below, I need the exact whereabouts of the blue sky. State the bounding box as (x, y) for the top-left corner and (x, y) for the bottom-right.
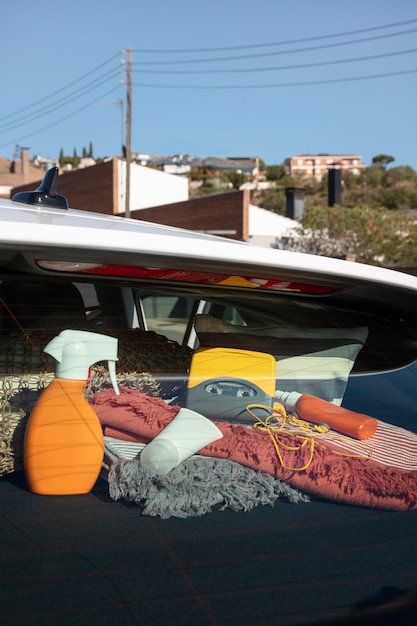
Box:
(1, 0), (416, 169)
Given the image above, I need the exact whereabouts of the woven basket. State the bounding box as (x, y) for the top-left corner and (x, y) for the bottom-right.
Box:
(0, 328), (192, 476)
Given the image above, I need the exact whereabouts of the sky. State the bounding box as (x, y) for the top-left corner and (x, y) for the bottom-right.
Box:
(1, 0), (417, 169)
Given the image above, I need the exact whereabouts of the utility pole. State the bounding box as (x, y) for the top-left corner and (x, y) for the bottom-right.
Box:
(125, 47), (132, 218)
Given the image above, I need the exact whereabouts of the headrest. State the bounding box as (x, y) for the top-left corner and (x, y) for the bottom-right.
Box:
(0, 281), (86, 331)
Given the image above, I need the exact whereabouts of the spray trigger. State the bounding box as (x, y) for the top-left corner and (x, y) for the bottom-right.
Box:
(44, 329), (120, 395)
(108, 360), (119, 395)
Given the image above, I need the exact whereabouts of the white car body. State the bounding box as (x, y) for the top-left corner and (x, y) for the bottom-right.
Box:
(1, 195), (417, 296)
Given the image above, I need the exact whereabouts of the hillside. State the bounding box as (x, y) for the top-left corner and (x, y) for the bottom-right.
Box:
(252, 162), (417, 215)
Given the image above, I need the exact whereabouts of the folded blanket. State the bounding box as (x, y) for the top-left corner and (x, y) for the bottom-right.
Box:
(92, 387), (417, 512)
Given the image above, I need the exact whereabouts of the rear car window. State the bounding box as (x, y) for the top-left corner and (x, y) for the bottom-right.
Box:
(2, 275), (417, 417)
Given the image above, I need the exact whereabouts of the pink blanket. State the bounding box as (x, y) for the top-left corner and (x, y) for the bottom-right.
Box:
(92, 387), (417, 511)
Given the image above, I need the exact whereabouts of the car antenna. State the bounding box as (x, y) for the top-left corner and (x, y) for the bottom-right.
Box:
(12, 166), (69, 210)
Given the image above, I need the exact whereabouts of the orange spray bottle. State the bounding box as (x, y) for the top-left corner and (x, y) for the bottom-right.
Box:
(24, 330), (119, 495)
(275, 390), (378, 440)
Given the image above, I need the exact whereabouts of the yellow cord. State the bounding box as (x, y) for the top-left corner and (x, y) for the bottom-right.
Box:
(247, 403), (372, 472)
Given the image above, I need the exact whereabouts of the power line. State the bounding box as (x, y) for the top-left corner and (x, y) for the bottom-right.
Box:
(2, 21), (414, 138)
(132, 17), (417, 53)
(2, 20), (415, 154)
(0, 67), (122, 134)
(133, 66), (417, 90)
(133, 26), (417, 65)
(0, 52), (125, 149)
(133, 46), (417, 75)
(0, 85), (121, 150)
(0, 52), (121, 124)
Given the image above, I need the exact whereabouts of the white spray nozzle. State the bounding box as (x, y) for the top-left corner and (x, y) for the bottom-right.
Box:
(44, 329), (120, 394)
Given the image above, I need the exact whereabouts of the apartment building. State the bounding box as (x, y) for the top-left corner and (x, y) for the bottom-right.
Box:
(289, 153), (365, 181)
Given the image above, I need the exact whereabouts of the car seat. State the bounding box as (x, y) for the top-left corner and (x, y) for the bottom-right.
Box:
(0, 280), (87, 333)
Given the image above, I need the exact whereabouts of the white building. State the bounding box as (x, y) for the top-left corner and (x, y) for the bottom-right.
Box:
(117, 160), (189, 213)
(247, 204), (299, 248)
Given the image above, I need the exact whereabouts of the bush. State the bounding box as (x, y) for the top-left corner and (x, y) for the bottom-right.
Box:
(274, 204), (417, 268)
(378, 187), (417, 211)
(255, 189), (286, 214)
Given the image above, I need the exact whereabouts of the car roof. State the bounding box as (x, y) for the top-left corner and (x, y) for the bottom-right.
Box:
(2, 196), (417, 314)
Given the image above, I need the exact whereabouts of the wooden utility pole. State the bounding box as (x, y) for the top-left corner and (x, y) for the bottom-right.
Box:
(125, 47), (132, 218)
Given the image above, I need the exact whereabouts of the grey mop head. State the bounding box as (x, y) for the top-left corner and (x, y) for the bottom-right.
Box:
(107, 453), (309, 519)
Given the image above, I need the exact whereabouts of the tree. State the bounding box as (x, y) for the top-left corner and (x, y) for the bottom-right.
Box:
(378, 187), (417, 211)
(256, 188), (286, 214)
(384, 166), (417, 186)
(341, 170), (359, 189)
(359, 165), (385, 187)
(189, 166), (204, 181)
(223, 169), (246, 190)
(265, 164), (285, 181)
(372, 154), (395, 168)
(273, 204), (417, 268)
(72, 147), (80, 168)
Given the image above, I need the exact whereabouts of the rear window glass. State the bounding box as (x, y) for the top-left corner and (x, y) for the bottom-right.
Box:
(2, 276), (417, 425)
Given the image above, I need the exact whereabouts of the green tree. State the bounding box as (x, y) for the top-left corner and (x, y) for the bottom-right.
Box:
(372, 154), (395, 168)
(255, 189), (286, 214)
(378, 187), (417, 211)
(223, 169), (247, 190)
(274, 204), (417, 268)
(72, 147), (80, 168)
(359, 165), (385, 187)
(265, 164), (285, 181)
(189, 166), (205, 181)
(279, 174), (298, 188)
(341, 170), (359, 189)
(384, 166), (417, 185)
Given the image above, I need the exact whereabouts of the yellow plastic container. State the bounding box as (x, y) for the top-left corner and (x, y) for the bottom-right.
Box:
(188, 347), (277, 394)
(186, 347), (277, 423)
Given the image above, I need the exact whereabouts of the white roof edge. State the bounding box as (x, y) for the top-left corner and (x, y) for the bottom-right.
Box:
(2, 199), (417, 293)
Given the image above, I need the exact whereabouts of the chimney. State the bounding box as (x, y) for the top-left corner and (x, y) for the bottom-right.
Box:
(285, 187), (305, 220)
(328, 165), (342, 206)
(21, 148), (30, 175)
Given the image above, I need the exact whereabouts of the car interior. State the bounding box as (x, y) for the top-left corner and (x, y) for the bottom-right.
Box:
(2, 273), (417, 476)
